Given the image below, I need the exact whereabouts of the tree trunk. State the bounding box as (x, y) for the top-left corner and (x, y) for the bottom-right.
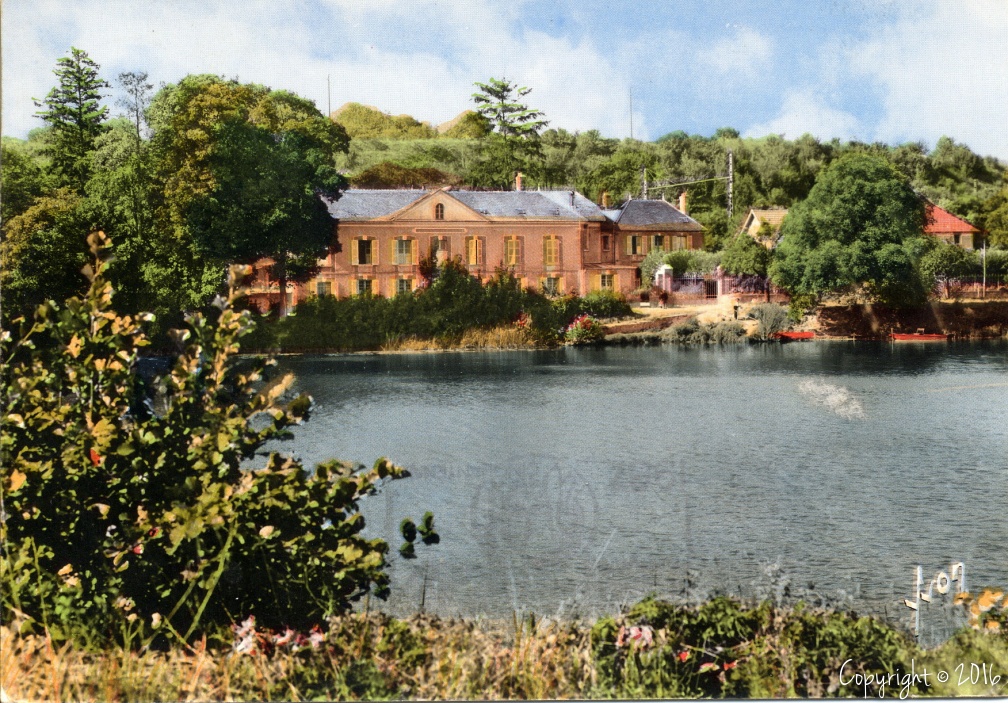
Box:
(276, 254), (288, 316)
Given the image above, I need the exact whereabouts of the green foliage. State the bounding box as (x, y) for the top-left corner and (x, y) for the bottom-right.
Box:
(0, 139), (52, 223)
(770, 153), (929, 306)
(721, 233), (771, 277)
(247, 265), (630, 352)
(333, 102), (438, 139)
(748, 302), (790, 340)
(441, 110), (491, 139)
(470, 78), (548, 187)
(664, 318), (747, 345)
(787, 292), (818, 323)
(33, 47), (110, 190)
(1, 233), (426, 643)
(0, 188), (90, 317)
(349, 161), (462, 189)
(577, 290), (633, 319)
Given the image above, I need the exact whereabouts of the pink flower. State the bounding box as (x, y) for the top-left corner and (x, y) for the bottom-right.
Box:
(308, 626), (325, 649)
(274, 628), (296, 646)
(678, 650), (689, 662)
(627, 625), (653, 649)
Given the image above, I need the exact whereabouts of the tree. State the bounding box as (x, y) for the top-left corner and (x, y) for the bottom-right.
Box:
(146, 77), (349, 315)
(721, 233), (771, 277)
(470, 78), (548, 187)
(0, 188), (89, 317)
(0, 139), (51, 223)
(33, 47), (110, 190)
(117, 71), (153, 144)
(769, 153), (929, 306)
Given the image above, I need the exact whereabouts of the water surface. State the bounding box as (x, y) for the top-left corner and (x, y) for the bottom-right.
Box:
(276, 342), (1008, 625)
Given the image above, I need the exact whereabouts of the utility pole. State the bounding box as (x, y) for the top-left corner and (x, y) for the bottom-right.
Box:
(629, 87), (633, 140)
(726, 150), (734, 217)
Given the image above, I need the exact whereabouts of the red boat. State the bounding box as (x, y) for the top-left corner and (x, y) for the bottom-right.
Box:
(772, 331), (815, 341)
(890, 331), (949, 342)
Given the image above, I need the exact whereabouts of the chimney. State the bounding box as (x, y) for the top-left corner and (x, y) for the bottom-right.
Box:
(601, 191), (611, 208)
(515, 172), (523, 191)
(569, 191), (575, 209)
(678, 190), (689, 215)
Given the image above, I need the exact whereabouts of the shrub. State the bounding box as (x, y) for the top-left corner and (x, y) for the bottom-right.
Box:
(748, 302), (790, 340)
(564, 314), (603, 345)
(1, 232), (431, 644)
(787, 292), (818, 323)
(663, 318), (747, 345)
(578, 290), (632, 319)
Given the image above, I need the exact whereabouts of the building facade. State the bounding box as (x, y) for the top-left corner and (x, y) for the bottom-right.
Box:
(247, 185), (704, 311)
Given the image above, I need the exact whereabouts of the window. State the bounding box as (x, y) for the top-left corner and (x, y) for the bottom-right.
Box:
(356, 279), (372, 296)
(653, 234), (665, 251)
(543, 277), (560, 296)
(466, 236), (482, 266)
(316, 280), (332, 297)
(395, 238), (414, 265)
(601, 234), (611, 252)
(505, 237), (522, 266)
(671, 235), (688, 251)
(626, 235), (647, 256)
(543, 236), (560, 267)
(600, 273), (614, 291)
(430, 236), (450, 260)
(396, 278), (413, 295)
(353, 239), (373, 265)
(434, 203), (444, 220)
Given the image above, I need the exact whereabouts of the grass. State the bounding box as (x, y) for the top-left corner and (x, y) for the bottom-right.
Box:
(380, 325), (540, 352)
(4, 597), (1006, 701)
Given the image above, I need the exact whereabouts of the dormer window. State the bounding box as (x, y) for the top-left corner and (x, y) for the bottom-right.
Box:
(434, 203), (445, 220)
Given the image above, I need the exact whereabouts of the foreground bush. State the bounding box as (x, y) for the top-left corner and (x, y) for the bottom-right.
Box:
(1, 233), (428, 645)
(4, 596), (1005, 700)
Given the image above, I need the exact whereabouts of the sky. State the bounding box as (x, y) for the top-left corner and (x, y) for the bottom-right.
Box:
(4, 0), (1008, 160)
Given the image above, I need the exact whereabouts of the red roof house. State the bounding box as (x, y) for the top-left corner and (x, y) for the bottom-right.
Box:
(924, 203), (980, 249)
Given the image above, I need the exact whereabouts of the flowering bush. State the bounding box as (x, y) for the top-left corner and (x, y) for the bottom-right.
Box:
(563, 314), (603, 345)
(1, 232), (431, 644)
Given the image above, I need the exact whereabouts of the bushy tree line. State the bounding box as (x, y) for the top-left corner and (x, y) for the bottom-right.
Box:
(245, 260), (631, 352)
(2, 48), (350, 329)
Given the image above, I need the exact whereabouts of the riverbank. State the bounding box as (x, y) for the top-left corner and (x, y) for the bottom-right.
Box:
(5, 596), (1006, 700)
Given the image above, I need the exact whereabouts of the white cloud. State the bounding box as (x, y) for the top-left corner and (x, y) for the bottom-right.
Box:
(696, 26), (773, 78)
(847, 0), (1008, 158)
(1, 0), (634, 140)
(745, 92), (862, 142)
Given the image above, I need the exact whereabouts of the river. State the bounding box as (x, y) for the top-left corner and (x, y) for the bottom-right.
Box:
(275, 341), (1008, 628)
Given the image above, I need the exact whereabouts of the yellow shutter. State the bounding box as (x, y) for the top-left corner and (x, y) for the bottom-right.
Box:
(625, 235), (632, 255)
(372, 238), (378, 265)
(351, 239), (358, 265)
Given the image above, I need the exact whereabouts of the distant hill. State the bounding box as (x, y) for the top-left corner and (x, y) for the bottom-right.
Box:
(330, 102), (488, 140)
(331, 102), (437, 139)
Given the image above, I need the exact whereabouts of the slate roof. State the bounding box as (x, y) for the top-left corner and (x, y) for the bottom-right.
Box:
(925, 203), (979, 234)
(604, 198), (703, 230)
(322, 188), (606, 221)
(323, 189), (428, 220)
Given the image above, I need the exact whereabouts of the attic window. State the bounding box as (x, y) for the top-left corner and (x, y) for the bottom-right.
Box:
(516, 209), (526, 215)
(434, 203), (445, 220)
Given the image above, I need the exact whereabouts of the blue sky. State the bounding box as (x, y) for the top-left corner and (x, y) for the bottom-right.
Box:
(4, 0), (1008, 159)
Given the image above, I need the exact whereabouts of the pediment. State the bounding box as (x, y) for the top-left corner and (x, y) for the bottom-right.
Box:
(379, 189), (488, 222)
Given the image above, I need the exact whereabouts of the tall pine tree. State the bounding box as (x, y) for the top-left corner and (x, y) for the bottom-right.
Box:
(34, 47), (110, 191)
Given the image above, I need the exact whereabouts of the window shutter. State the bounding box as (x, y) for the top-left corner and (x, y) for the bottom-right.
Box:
(412, 239), (418, 265)
(517, 237), (524, 266)
(543, 237), (550, 266)
(372, 238), (378, 265)
(625, 235), (632, 255)
(351, 239), (359, 265)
